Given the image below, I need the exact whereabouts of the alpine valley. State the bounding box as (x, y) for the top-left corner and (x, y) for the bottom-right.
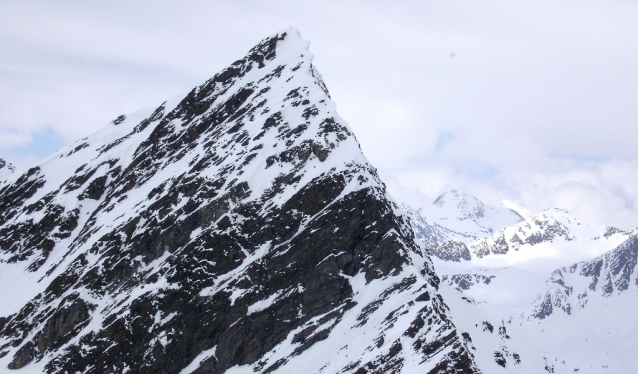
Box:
(0, 28), (636, 374)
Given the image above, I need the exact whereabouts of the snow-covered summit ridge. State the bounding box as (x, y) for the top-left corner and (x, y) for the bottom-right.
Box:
(407, 190), (524, 246)
(468, 207), (634, 264)
(429, 189), (523, 225)
(402, 190), (525, 262)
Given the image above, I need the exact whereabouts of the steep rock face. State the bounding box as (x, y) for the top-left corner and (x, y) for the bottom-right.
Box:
(530, 235), (638, 319)
(0, 29), (478, 373)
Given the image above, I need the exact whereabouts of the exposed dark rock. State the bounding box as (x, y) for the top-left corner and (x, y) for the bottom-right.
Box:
(111, 114), (126, 125)
(7, 342), (35, 370)
(429, 240), (471, 262)
(494, 351), (506, 367)
(482, 321), (493, 333)
(0, 28), (479, 374)
(31, 295), (91, 356)
(441, 274), (495, 291)
(82, 175), (108, 200)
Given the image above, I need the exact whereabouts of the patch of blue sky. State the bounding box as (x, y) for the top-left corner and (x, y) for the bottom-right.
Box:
(13, 127), (66, 158)
(455, 163), (499, 179)
(435, 132), (454, 152)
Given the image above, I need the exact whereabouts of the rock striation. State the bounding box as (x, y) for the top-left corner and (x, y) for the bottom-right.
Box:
(0, 29), (479, 373)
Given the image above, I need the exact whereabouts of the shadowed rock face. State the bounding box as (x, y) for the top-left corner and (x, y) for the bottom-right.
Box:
(0, 29), (479, 373)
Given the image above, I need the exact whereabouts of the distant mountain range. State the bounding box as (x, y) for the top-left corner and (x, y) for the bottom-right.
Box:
(407, 191), (638, 372)
(405, 193), (633, 266)
(531, 234), (638, 319)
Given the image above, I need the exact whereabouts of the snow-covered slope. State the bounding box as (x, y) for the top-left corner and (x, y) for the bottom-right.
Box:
(405, 190), (524, 245)
(0, 29), (478, 373)
(434, 235), (638, 373)
(402, 204), (448, 244)
(403, 190), (524, 262)
(430, 209), (638, 373)
(439, 276), (638, 373)
(530, 234), (638, 319)
(426, 190), (524, 241)
(409, 202), (633, 266)
(467, 208), (633, 270)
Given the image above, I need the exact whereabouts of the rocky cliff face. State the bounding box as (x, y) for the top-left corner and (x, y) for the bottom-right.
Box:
(0, 29), (479, 373)
(531, 234), (638, 319)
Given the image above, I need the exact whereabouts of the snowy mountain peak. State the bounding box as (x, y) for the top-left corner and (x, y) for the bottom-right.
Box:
(432, 189), (487, 220)
(0, 30), (478, 373)
(428, 189), (523, 232)
(403, 191), (525, 260)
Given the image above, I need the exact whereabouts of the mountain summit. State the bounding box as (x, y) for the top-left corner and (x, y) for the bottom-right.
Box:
(428, 189), (523, 239)
(0, 29), (478, 373)
(403, 191), (524, 262)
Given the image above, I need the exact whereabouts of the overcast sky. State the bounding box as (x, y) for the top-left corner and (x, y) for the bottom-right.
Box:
(1, 0), (637, 228)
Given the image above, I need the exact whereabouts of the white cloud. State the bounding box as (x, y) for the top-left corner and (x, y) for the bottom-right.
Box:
(335, 89), (438, 172)
(0, 0), (636, 228)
